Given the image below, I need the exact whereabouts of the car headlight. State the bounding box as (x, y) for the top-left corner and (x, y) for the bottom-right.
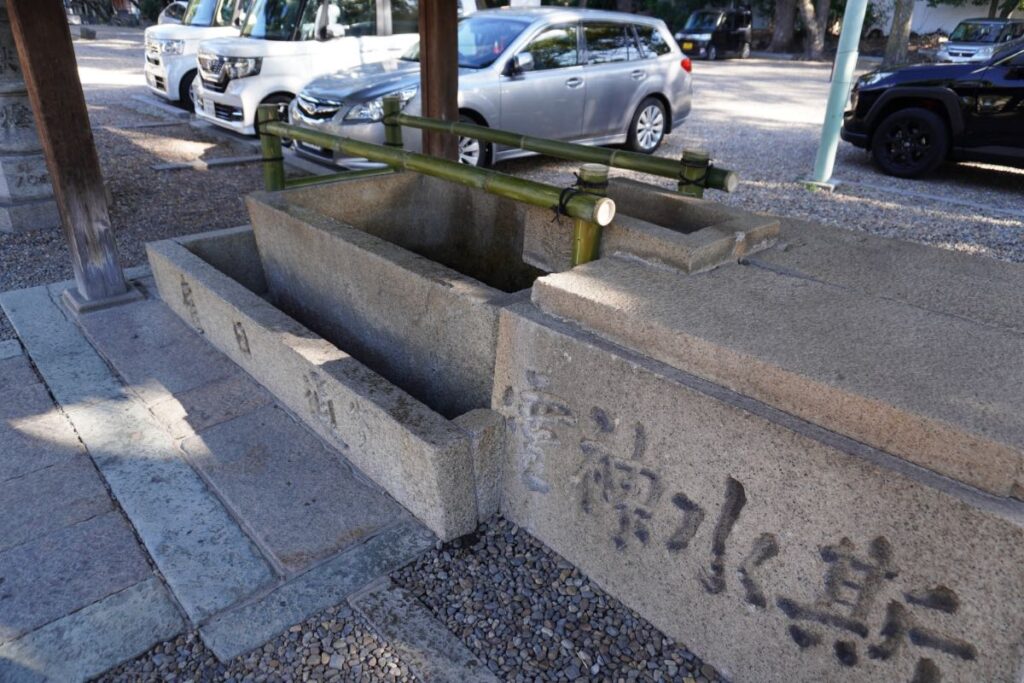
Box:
(694, 33), (712, 42)
(160, 39), (185, 55)
(858, 71), (893, 87)
(344, 86), (418, 122)
(973, 46), (993, 59)
(224, 57), (262, 80)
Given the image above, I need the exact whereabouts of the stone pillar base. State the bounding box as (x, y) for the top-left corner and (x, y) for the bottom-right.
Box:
(0, 196), (61, 233)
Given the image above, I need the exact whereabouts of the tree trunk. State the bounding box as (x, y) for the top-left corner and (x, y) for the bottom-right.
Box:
(998, 0), (1016, 18)
(815, 0), (830, 39)
(770, 0), (797, 51)
(796, 0), (824, 59)
(988, 0), (999, 18)
(883, 0), (914, 68)
(615, 0), (632, 13)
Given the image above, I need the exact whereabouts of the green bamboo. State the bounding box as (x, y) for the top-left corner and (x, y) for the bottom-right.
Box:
(390, 113), (739, 194)
(382, 95), (404, 148)
(257, 104), (286, 192)
(677, 148), (710, 198)
(264, 120), (616, 227)
(572, 163), (608, 267)
(284, 167), (396, 189)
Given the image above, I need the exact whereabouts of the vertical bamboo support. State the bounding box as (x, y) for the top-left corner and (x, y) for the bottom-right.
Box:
(258, 104), (285, 192)
(677, 148), (710, 198)
(572, 163), (609, 267)
(382, 95), (403, 148)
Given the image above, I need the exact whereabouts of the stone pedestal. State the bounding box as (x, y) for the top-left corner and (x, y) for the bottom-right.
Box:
(0, 1), (60, 234)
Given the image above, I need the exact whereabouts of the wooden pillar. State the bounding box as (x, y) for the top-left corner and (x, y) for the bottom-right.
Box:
(6, 0), (130, 309)
(419, 0), (458, 160)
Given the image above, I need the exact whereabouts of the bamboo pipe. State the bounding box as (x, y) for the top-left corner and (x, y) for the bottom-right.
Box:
(572, 163), (608, 267)
(387, 111), (739, 194)
(258, 105), (286, 192)
(285, 167), (396, 189)
(262, 117), (616, 227)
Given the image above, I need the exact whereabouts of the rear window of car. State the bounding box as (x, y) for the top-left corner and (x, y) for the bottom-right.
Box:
(583, 23), (640, 64)
(634, 24), (672, 57)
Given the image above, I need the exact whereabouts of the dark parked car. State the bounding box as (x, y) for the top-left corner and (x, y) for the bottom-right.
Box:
(841, 40), (1024, 178)
(674, 8), (751, 60)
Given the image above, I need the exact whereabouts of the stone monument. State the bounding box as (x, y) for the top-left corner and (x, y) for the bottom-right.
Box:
(0, 0), (60, 233)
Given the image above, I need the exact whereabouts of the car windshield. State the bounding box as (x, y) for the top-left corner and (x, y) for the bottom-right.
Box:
(684, 11), (721, 32)
(241, 0), (308, 40)
(401, 16), (529, 69)
(948, 21), (1007, 43)
(182, 0), (220, 26)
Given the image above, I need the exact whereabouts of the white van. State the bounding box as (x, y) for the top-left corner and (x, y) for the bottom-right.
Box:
(144, 0), (251, 110)
(194, 0), (476, 135)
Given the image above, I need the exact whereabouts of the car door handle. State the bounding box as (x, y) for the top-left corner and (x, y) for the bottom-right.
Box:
(631, 70), (647, 81)
(565, 77), (584, 88)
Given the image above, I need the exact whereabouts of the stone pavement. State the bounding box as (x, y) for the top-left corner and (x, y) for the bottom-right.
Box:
(0, 273), (437, 680)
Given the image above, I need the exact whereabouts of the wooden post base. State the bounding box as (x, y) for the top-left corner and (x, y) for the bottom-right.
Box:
(61, 284), (144, 316)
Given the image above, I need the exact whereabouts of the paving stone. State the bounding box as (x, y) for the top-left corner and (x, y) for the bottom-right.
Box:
(0, 353), (37, 394)
(181, 404), (410, 574)
(0, 410), (84, 483)
(0, 456), (111, 552)
(349, 579), (498, 683)
(0, 339), (22, 360)
(199, 519), (435, 662)
(0, 577), (184, 683)
(0, 382), (53, 422)
(0, 286), (124, 406)
(63, 396), (276, 623)
(0, 511), (151, 644)
(148, 371), (273, 440)
(78, 299), (240, 406)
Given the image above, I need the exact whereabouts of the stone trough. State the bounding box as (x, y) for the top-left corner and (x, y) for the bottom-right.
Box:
(148, 169), (1024, 682)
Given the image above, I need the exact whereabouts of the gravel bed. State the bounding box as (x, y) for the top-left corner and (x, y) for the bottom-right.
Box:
(393, 517), (726, 683)
(95, 603), (420, 683)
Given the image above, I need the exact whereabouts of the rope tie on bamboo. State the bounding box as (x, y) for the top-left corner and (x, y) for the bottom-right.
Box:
(552, 172), (607, 223)
(254, 116), (285, 164)
(678, 161), (713, 188)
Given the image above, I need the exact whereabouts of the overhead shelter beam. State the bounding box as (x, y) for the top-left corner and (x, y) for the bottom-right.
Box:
(6, 0), (129, 307)
(418, 0), (459, 160)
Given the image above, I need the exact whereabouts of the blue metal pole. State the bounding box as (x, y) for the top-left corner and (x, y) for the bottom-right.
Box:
(808, 0), (870, 186)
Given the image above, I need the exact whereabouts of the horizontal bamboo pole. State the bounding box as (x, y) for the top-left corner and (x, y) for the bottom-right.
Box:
(389, 112), (739, 193)
(264, 119), (616, 227)
(285, 167), (396, 189)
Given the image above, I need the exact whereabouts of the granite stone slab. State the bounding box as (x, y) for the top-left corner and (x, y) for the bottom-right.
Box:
(349, 579), (499, 683)
(0, 383), (54, 422)
(181, 404), (410, 574)
(0, 353), (38, 394)
(532, 255), (1024, 499)
(0, 409), (84, 482)
(0, 456), (112, 552)
(148, 372), (274, 441)
(63, 396), (276, 623)
(0, 286), (124, 406)
(78, 299), (240, 406)
(0, 339), (22, 360)
(493, 302), (1024, 683)
(0, 511), (151, 644)
(199, 520), (435, 662)
(0, 577), (184, 683)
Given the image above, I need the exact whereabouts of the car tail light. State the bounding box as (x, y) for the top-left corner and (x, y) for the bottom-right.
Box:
(681, 57), (692, 73)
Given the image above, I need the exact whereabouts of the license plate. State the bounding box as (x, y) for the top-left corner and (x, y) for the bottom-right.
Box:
(683, 41), (694, 51)
(203, 99), (215, 117)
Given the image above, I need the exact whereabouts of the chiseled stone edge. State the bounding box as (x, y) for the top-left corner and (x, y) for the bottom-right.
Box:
(0, 283), (276, 623)
(349, 578), (499, 683)
(200, 520), (436, 662)
(147, 236), (478, 540)
(0, 577), (184, 683)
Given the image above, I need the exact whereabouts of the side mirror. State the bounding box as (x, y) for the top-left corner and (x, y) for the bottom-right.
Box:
(505, 51), (534, 76)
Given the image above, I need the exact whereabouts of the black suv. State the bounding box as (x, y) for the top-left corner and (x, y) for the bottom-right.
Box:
(841, 41), (1024, 178)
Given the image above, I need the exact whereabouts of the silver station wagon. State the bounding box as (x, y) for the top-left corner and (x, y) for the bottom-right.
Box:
(289, 7), (693, 167)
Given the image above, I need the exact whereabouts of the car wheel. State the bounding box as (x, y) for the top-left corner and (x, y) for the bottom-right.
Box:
(457, 115), (491, 168)
(870, 107), (948, 178)
(178, 70), (197, 113)
(707, 44), (718, 61)
(627, 97), (667, 154)
(740, 42), (751, 59)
